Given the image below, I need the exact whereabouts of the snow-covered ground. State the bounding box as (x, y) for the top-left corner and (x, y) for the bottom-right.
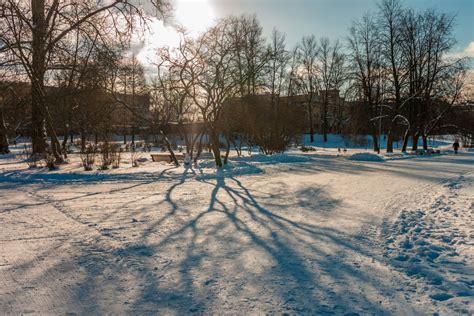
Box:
(0, 144), (472, 315)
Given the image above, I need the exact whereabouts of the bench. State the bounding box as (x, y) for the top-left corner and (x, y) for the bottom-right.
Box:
(197, 152), (214, 159)
(151, 153), (184, 162)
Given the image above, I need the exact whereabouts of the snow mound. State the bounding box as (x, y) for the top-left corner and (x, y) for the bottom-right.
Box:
(347, 152), (385, 162)
(196, 160), (263, 179)
(233, 153), (311, 164)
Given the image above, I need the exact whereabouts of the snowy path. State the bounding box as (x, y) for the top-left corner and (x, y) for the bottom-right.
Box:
(0, 152), (473, 314)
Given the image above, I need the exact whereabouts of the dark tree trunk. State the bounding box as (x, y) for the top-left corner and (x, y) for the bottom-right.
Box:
(159, 130), (179, 166)
(412, 132), (419, 151)
(308, 102), (314, 143)
(31, 0), (48, 154)
(401, 128), (410, 152)
(61, 126), (69, 158)
(371, 125), (379, 152)
(386, 125), (395, 153)
(194, 133), (205, 163)
(210, 129), (222, 167)
(224, 134), (231, 165)
(322, 99), (328, 142)
(0, 109), (10, 154)
(422, 134), (428, 150)
(80, 129), (86, 153)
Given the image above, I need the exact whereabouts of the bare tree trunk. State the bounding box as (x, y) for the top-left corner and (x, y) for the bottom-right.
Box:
(159, 130), (179, 166)
(386, 123), (395, 153)
(322, 99), (328, 142)
(412, 132), (419, 151)
(210, 129), (222, 167)
(224, 134), (231, 165)
(80, 129), (86, 153)
(61, 125), (69, 158)
(401, 128), (410, 152)
(371, 126), (379, 152)
(422, 134), (428, 150)
(308, 103), (314, 143)
(0, 109), (10, 154)
(31, 0), (48, 154)
(193, 133), (205, 163)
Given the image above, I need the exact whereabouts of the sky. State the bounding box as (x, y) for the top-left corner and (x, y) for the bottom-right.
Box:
(135, 0), (474, 67)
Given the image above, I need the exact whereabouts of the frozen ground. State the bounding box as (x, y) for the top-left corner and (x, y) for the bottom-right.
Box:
(0, 145), (472, 315)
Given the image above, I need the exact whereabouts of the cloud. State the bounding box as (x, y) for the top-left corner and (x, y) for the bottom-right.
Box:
(448, 42), (474, 59)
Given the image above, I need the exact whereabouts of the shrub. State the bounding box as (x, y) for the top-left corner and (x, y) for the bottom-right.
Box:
(130, 149), (142, 167)
(80, 144), (96, 171)
(110, 145), (121, 169)
(44, 153), (57, 170)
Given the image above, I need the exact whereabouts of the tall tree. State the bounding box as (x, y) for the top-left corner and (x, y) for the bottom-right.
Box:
(296, 35), (319, 143)
(318, 37), (346, 142)
(377, 0), (406, 153)
(189, 18), (240, 167)
(347, 13), (385, 152)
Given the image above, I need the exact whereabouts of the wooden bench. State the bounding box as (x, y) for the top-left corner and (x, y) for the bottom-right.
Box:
(151, 153), (184, 162)
(197, 152), (214, 160)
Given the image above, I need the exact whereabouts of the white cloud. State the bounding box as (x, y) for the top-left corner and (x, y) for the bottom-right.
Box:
(132, 0), (217, 79)
(448, 41), (474, 59)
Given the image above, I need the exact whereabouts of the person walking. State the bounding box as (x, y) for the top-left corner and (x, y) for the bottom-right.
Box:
(453, 141), (460, 154)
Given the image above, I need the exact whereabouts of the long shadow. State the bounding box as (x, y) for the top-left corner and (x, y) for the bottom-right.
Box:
(9, 151), (469, 313)
(122, 171), (394, 313)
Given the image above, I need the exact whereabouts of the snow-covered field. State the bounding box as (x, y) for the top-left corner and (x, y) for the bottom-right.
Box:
(0, 144), (472, 315)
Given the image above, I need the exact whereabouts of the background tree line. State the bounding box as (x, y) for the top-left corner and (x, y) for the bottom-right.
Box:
(0, 0), (471, 167)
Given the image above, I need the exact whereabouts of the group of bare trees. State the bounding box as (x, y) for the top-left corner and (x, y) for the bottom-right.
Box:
(0, 0), (470, 165)
(0, 0), (169, 159)
(347, 0), (468, 152)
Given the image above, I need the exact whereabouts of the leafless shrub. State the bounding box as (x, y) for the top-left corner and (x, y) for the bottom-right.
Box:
(98, 141), (113, 170)
(80, 144), (96, 171)
(130, 149), (142, 167)
(44, 153), (57, 170)
(22, 144), (40, 169)
(110, 145), (121, 169)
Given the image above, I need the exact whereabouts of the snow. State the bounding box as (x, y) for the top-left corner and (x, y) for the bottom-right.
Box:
(299, 133), (454, 150)
(347, 152), (385, 162)
(0, 143), (473, 314)
(383, 172), (474, 314)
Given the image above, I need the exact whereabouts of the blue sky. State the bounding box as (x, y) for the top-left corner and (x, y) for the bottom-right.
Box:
(136, 0), (473, 67)
(209, 0), (473, 51)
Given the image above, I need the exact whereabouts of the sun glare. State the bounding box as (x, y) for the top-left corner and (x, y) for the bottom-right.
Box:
(174, 0), (216, 35)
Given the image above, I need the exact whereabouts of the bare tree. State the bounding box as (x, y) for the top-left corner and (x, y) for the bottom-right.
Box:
(347, 13), (385, 152)
(228, 14), (267, 96)
(266, 28), (290, 106)
(296, 35), (319, 143)
(187, 18), (241, 167)
(318, 37), (346, 142)
(377, 0), (406, 153)
(154, 36), (204, 160)
(400, 8), (460, 151)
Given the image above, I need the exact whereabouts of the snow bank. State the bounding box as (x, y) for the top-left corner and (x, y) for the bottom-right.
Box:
(196, 160), (263, 179)
(232, 153), (312, 164)
(300, 133), (452, 149)
(347, 152), (385, 162)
